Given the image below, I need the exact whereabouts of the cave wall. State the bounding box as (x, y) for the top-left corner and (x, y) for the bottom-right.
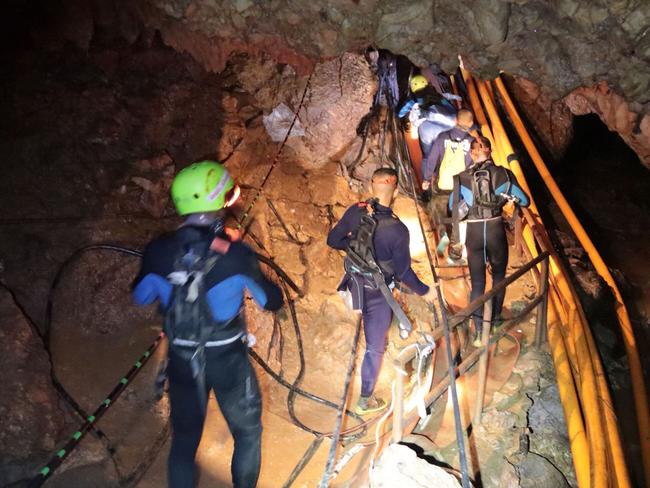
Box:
(18, 0), (650, 166)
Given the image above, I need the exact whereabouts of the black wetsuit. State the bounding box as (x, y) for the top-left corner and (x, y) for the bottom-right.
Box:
(133, 223), (282, 488)
(448, 160), (530, 330)
(327, 202), (428, 397)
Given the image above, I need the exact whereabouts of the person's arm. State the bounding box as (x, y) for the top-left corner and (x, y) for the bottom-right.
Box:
(391, 227), (429, 295)
(423, 136), (445, 181)
(235, 244), (284, 311)
(497, 170), (530, 207)
(326, 205), (358, 251)
(398, 99), (415, 118)
(132, 241), (173, 308)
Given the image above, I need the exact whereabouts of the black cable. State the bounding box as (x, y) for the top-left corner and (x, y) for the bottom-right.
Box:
(318, 315), (363, 488)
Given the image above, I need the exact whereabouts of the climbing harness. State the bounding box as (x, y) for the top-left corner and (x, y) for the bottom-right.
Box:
(343, 199), (413, 337)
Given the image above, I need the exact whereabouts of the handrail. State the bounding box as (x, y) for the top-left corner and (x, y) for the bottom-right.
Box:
(391, 250), (549, 442)
(494, 76), (649, 487)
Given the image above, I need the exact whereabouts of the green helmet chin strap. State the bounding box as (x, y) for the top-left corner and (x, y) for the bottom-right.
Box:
(170, 161), (235, 215)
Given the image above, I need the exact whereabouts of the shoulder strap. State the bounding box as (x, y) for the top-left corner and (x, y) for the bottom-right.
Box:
(452, 174), (461, 244)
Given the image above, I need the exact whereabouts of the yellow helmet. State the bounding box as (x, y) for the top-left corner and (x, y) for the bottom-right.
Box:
(409, 74), (428, 93)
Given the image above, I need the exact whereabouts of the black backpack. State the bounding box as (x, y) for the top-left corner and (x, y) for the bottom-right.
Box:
(343, 200), (413, 334)
(471, 164), (512, 219)
(344, 200), (394, 277)
(165, 245), (219, 340)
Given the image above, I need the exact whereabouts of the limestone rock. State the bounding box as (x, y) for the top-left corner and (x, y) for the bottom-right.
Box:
(518, 452), (571, 488)
(370, 443), (462, 488)
(283, 53), (376, 169)
(0, 287), (66, 485)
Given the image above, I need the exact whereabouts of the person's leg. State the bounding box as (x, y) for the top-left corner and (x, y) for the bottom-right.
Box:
(167, 350), (208, 488)
(360, 288), (393, 398)
(465, 222), (487, 333)
(209, 343), (262, 488)
(486, 220), (509, 321)
(429, 191), (451, 238)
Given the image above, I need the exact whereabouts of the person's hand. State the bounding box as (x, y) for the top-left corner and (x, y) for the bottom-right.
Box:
(421, 180), (431, 191)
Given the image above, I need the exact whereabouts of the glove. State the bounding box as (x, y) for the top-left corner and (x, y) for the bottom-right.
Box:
(448, 243), (464, 261)
(408, 103), (423, 127)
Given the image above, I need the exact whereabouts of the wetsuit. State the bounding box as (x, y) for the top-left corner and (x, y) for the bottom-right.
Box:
(133, 223), (282, 488)
(448, 160), (530, 330)
(327, 202), (429, 397)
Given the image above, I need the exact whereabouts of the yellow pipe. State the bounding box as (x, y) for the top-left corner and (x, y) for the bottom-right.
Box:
(477, 78), (617, 488)
(460, 69), (503, 165)
(495, 75), (648, 486)
(462, 69), (597, 487)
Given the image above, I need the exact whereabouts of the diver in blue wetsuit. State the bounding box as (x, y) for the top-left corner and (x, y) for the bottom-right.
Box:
(133, 161), (282, 488)
(448, 137), (530, 346)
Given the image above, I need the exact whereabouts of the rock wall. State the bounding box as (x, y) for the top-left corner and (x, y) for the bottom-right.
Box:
(0, 287), (66, 485)
(505, 75), (650, 167)
(11, 0), (650, 165)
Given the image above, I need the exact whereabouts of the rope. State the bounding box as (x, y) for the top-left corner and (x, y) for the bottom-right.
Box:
(237, 71), (313, 230)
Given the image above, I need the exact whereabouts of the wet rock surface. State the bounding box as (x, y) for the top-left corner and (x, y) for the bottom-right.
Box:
(0, 287), (66, 485)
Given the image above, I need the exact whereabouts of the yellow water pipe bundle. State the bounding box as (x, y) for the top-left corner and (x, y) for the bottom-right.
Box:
(460, 67), (644, 488)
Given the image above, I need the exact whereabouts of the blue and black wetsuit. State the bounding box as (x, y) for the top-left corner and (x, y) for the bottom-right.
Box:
(133, 224), (282, 488)
(448, 160), (530, 331)
(327, 202), (429, 398)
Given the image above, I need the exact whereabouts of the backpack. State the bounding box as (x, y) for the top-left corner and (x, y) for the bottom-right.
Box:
(164, 240), (220, 345)
(470, 164), (509, 220)
(344, 200), (394, 277)
(438, 137), (471, 190)
(343, 200), (413, 335)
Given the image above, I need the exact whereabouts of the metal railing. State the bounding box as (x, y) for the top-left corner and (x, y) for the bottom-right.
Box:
(391, 248), (550, 445)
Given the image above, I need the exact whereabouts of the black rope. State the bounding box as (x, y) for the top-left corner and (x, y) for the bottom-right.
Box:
(237, 71), (313, 230)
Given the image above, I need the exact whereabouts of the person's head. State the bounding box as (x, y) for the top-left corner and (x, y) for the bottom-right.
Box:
(170, 161), (240, 219)
(409, 74), (428, 94)
(371, 167), (399, 206)
(456, 109), (474, 131)
(470, 136), (492, 164)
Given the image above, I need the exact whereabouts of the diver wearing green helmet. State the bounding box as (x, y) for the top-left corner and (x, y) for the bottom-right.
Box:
(133, 161), (281, 488)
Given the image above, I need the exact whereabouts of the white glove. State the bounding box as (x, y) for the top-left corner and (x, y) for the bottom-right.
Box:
(408, 103), (423, 127)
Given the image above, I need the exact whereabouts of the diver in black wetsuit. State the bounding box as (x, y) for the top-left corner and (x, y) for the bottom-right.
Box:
(448, 137), (530, 345)
(327, 167), (436, 414)
(133, 161), (282, 488)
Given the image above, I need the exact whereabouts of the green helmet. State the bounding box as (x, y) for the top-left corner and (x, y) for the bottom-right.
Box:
(170, 161), (238, 215)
